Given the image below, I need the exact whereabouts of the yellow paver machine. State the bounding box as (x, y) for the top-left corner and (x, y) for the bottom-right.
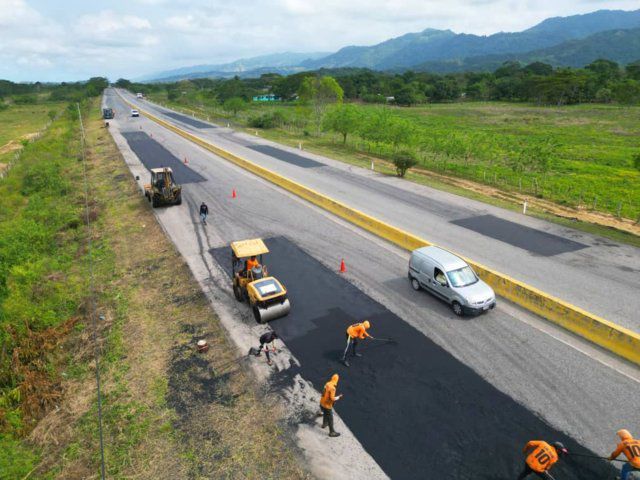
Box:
(231, 238), (291, 323)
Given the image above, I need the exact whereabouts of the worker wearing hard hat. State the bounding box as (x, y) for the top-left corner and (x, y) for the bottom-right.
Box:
(609, 429), (640, 480)
(341, 320), (373, 367)
(319, 373), (342, 437)
(517, 440), (568, 479)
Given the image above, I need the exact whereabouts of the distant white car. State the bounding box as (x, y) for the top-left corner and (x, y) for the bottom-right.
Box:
(131, 109), (139, 117)
(136, 93), (143, 99)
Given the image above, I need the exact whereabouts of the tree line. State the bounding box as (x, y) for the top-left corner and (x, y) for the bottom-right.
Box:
(119, 58), (640, 107)
(0, 77), (109, 107)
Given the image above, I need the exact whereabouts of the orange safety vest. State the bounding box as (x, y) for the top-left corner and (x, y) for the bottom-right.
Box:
(346, 323), (369, 339)
(525, 441), (558, 473)
(246, 258), (259, 271)
(612, 439), (640, 469)
(320, 375), (339, 409)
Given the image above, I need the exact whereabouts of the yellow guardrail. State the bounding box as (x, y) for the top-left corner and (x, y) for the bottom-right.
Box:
(118, 92), (640, 367)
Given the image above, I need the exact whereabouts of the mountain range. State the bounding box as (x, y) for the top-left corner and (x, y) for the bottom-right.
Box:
(144, 9), (640, 82)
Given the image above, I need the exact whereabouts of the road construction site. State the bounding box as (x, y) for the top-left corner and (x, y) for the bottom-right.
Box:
(104, 88), (639, 479)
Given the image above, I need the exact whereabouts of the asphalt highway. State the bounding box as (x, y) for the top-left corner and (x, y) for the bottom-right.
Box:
(105, 89), (640, 479)
(119, 89), (640, 332)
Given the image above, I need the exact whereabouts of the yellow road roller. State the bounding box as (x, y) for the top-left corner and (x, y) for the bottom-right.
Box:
(231, 238), (291, 323)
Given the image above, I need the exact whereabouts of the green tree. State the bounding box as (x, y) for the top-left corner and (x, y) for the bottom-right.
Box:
(222, 97), (247, 116)
(626, 61), (640, 81)
(323, 104), (362, 144)
(393, 85), (418, 106)
(299, 76), (343, 134)
(115, 78), (132, 88)
(611, 79), (640, 105)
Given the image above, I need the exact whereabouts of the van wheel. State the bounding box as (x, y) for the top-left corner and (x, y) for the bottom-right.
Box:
(410, 277), (420, 291)
(452, 301), (464, 317)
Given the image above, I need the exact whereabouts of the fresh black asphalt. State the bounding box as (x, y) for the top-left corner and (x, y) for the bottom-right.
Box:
(452, 215), (588, 256)
(211, 237), (613, 480)
(162, 111), (215, 129)
(121, 131), (206, 184)
(248, 145), (324, 168)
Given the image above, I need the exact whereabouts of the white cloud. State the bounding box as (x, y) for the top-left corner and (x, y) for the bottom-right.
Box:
(1, 0), (639, 81)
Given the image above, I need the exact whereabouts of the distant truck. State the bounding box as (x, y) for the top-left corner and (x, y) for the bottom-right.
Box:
(102, 107), (114, 119)
(136, 92), (144, 99)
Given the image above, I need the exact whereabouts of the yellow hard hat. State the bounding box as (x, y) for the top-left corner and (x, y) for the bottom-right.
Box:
(618, 429), (632, 440)
(363, 320), (371, 329)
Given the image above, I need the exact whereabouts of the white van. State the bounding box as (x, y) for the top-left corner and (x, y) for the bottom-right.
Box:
(408, 246), (495, 316)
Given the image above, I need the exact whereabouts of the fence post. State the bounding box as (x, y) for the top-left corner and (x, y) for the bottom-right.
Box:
(616, 202), (622, 218)
(592, 196), (597, 210)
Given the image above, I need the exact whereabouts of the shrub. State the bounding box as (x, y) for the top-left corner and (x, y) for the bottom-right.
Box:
(13, 94), (37, 105)
(248, 111), (285, 129)
(634, 152), (640, 171)
(393, 150), (418, 177)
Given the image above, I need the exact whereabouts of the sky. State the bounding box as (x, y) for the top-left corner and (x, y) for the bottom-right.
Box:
(0, 0), (638, 82)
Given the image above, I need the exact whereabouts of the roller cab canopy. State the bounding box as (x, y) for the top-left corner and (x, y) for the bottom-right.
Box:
(231, 238), (269, 259)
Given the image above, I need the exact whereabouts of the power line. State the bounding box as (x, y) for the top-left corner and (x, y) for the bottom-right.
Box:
(77, 102), (107, 480)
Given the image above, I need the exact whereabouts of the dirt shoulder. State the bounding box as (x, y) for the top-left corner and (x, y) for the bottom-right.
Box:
(28, 101), (310, 479)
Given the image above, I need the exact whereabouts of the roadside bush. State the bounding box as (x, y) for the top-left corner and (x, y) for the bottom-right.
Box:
(361, 93), (387, 104)
(0, 102), (8, 112)
(248, 110), (286, 129)
(393, 150), (418, 177)
(13, 94), (37, 105)
(634, 152), (640, 171)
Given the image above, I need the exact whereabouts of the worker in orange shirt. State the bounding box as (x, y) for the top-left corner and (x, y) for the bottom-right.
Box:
(517, 440), (568, 479)
(319, 373), (342, 437)
(341, 320), (373, 367)
(609, 429), (640, 480)
(244, 255), (260, 277)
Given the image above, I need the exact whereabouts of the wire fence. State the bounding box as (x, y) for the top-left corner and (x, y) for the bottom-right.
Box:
(77, 103), (107, 480)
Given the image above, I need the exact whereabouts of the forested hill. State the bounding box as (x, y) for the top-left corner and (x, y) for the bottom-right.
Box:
(301, 9), (640, 70)
(412, 28), (640, 73)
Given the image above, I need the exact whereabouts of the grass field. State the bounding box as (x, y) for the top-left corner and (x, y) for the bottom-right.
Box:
(0, 99), (308, 479)
(149, 92), (640, 222)
(0, 103), (64, 167)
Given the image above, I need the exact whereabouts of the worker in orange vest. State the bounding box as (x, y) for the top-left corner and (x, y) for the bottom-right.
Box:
(517, 440), (567, 479)
(319, 374), (342, 437)
(341, 320), (373, 366)
(609, 429), (640, 480)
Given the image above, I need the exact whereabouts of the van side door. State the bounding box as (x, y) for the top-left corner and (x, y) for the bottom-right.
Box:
(430, 266), (452, 302)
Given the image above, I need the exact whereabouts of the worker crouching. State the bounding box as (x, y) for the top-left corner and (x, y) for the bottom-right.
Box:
(517, 440), (567, 479)
(319, 373), (342, 438)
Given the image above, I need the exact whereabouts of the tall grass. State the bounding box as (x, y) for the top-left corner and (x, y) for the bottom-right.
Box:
(0, 103), (86, 478)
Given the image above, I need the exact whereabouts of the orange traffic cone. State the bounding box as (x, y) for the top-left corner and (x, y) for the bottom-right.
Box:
(340, 259), (346, 273)
(232, 189), (237, 199)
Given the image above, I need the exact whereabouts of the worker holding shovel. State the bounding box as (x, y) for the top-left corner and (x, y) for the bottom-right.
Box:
(341, 320), (373, 367)
(517, 440), (568, 479)
(609, 429), (640, 480)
